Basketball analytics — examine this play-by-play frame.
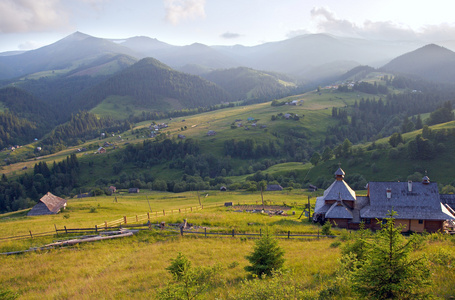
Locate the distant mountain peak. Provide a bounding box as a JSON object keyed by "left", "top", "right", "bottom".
{"left": 62, "top": 31, "right": 92, "bottom": 42}
{"left": 381, "top": 43, "right": 455, "bottom": 83}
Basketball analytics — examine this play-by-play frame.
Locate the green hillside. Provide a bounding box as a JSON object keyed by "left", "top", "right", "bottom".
{"left": 74, "top": 57, "right": 232, "bottom": 112}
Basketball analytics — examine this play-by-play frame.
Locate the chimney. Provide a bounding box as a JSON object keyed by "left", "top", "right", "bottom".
{"left": 386, "top": 188, "right": 392, "bottom": 199}
{"left": 408, "top": 181, "right": 412, "bottom": 192}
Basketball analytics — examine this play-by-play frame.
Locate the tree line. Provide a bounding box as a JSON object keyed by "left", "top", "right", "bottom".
{"left": 0, "top": 154, "right": 79, "bottom": 213}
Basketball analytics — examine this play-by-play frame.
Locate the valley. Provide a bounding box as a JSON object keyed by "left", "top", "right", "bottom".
{"left": 1, "top": 30, "right": 455, "bottom": 299}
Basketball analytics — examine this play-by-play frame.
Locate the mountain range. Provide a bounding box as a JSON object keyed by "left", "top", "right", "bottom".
{"left": 0, "top": 31, "right": 441, "bottom": 83}
{"left": 1, "top": 31, "right": 455, "bottom": 138}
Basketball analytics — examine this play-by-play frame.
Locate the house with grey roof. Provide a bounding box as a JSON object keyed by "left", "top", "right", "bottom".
{"left": 313, "top": 168, "right": 455, "bottom": 232}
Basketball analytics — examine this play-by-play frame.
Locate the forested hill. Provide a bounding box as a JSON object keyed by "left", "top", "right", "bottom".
{"left": 0, "top": 87, "right": 59, "bottom": 148}
{"left": 201, "top": 67, "right": 297, "bottom": 101}
{"left": 381, "top": 44, "right": 455, "bottom": 83}
{"left": 72, "top": 57, "right": 232, "bottom": 111}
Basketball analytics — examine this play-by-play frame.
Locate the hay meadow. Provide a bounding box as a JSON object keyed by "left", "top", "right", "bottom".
{"left": 0, "top": 190, "right": 454, "bottom": 299}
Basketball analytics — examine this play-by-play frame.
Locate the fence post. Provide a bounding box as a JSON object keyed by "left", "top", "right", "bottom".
{"left": 232, "top": 229, "right": 235, "bottom": 237}
{"left": 95, "top": 225, "right": 98, "bottom": 233}
{"left": 260, "top": 229, "right": 262, "bottom": 237}
{"left": 288, "top": 231, "right": 290, "bottom": 239}
{"left": 136, "top": 215, "right": 138, "bottom": 222}
{"left": 179, "top": 208, "right": 181, "bottom": 214}
{"left": 54, "top": 224, "right": 58, "bottom": 236}
{"left": 105, "top": 221, "right": 108, "bottom": 228}
{"left": 124, "top": 216, "right": 127, "bottom": 224}
{"left": 163, "top": 209, "right": 165, "bottom": 216}
{"left": 64, "top": 226, "right": 68, "bottom": 234}
{"left": 180, "top": 227, "right": 183, "bottom": 236}
{"left": 29, "top": 231, "right": 33, "bottom": 238}
{"left": 205, "top": 227, "right": 207, "bottom": 238}
{"left": 317, "top": 229, "right": 319, "bottom": 239}
{"left": 148, "top": 212, "right": 150, "bottom": 220}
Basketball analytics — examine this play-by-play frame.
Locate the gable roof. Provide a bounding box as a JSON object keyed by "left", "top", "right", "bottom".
{"left": 321, "top": 180, "right": 356, "bottom": 201}
{"left": 361, "top": 181, "right": 454, "bottom": 220}
{"left": 28, "top": 192, "right": 67, "bottom": 216}
{"left": 266, "top": 184, "right": 283, "bottom": 191}
{"left": 325, "top": 201, "right": 354, "bottom": 219}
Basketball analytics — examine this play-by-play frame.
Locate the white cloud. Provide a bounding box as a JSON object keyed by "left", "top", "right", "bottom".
{"left": 307, "top": 6, "right": 455, "bottom": 42}
{"left": 0, "top": 0, "right": 70, "bottom": 33}
{"left": 220, "top": 32, "right": 241, "bottom": 39}
{"left": 18, "top": 40, "right": 42, "bottom": 50}
{"left": 164, "top": 0, "right": 206, "bottom": 25}
{"left": 418, "top": 23, "right": 455, "bottom": 42}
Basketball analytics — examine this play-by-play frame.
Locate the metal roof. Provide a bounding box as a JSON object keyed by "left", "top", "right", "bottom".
{"left": 361, "top": 181, "right": 455, "bottom": 220}
{"left": 325, "top": 201, "right": 353, "bottom": 219}
{"left": 321, "top": 179, "right": 356, "bottom": 201}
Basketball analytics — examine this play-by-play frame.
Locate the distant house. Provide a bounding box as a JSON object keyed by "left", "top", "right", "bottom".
{"left": 207, "top": 130, "right": 216, "bottom": 136}
{"left": 77, "top": 193, "right": 92, "bottom": 198}
{"left": 313, "top": 168, "right": 455, "bottom": 232}
{"left": 308, "top": 184, "right": 318, "bottom": 192}
{"left": 129, "top": 188, "right": 140, "bottom": 193}
{"left": 97, "top": 147, "right": 106, "bottom": 154}
{"left": 109, "top": 186, "right": 117, "bottom": 194}
{"left": 266, "top": 184, "right": 283, "bottom": 191}
{"left": 28, "top": 192, "right": 67, "bottom": 216}
{"left": 220, "top": 186, "right": 227, "bottom": 191}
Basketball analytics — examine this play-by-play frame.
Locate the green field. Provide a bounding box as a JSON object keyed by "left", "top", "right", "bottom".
{"left": 0, "top": 191, "right": 453, "bottom": 299}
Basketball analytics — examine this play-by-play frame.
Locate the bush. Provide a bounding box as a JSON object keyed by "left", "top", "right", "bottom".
{"left": 321, "top": 222, "right": 333, "bottom": 236}
{"left": 245, "top": 233, "right": 285, "bottom": 276}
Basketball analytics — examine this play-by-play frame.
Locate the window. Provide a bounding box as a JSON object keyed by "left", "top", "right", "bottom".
{"left": 363, "top": 218, "right": 371, "bottom": 224}
{"left": 418, "top": 219, "right": 423, "bottom": 224}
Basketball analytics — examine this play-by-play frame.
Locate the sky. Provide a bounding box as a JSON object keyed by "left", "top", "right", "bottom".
{"left": 1, "top": 0, "right": 455, "bottom": 52}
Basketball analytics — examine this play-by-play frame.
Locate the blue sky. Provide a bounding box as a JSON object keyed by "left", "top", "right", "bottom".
{"left": 1, "top": 0, "right": 455, "bottom": 52}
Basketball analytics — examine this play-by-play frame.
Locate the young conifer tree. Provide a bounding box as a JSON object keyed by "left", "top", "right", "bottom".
{"left": 245, "top": 232, "right": 285, "bottom": 277}
{"left": 350, "top": 211, "right": 432, "bottom": 299}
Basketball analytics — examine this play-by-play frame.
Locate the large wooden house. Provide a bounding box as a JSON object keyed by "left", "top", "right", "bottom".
{"left": 313, "top": 168, "right": 455, "bottom": 232}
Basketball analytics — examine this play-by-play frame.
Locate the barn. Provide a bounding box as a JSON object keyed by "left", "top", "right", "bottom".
{"left": 27, "top": 192, "right": 67, "bottom": 216}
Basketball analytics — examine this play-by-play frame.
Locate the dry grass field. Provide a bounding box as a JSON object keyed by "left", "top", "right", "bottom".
{"left": 0, "top": 190, "right": 454, "bottom": 299}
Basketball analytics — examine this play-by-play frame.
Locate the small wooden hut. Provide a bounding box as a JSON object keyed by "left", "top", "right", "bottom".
{"left": 28, "top": 192, "right": 67, "bottom": 216}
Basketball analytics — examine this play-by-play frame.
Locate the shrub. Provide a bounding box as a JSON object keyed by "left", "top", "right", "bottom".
{"left": 321, "top": 222, "right": 333, "bottom": 236}
{"left": 245, "top": 233, "right": 285, "bottom": 276}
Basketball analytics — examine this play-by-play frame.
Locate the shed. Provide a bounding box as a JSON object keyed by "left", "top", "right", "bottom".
{"left": 308, "top": 184, "right": 318, "bottom": 192}
{"left": 220, "top": 186, "right": 227, "bottom": 191}
{"left": 266, "top": 184, "right": 283, "bottom": 191}
{"left": 97, "top": 147, "right": 106, "bottom": 154}
{"left": 28, "top": 192, "right": 67, "bottom": 216}
{"left": 109, "top": 186, "right": 116, "bottom": 194}
{"left": 129, "top": 188, "right": 140, "bottom": 193}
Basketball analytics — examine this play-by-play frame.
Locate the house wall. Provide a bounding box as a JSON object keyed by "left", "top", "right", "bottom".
{"left": 396, "top": 219, "right": 412, "bottom": 232}
{"left": 409, "top": 219, "right": 425, "bottom": 232}
{"left": 424, "top": 220, "right": 443, "bottom": 233}
{"left": 328, "top": 218, "right": 349, "bottom": 228}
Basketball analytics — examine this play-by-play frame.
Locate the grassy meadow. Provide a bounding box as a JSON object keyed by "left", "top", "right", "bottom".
{"left": 0, "top": 190, "right": 454, "bottom": 299}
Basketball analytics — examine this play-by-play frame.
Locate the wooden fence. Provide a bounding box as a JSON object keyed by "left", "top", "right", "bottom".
{"left": 180, "top": 228, "right": 335, "bottom": 240}
{"left": 97, "top": 205, "right": 204, "bottom": 228}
